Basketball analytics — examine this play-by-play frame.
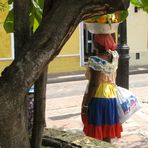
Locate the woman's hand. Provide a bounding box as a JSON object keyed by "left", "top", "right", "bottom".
{"left": 81, "top": 93, "right": 88, "bottom": 114}
{"left": 81, "top": 105, "right": 88, "bottom": 115}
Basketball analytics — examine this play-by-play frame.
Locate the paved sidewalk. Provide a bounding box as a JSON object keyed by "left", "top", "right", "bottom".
{"left": 45, "top": 74, "right": 148, "bottom": 148}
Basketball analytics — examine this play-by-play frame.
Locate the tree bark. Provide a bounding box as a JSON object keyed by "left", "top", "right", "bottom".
{"left": 0, "top": 0, "right": 129, "bottom": 147}
{"left": 0, "top": 81, "right": 30, "bottom": 147}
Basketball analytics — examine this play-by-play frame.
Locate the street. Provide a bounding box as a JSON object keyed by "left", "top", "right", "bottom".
{"left": 45, "top": 73, "right": 148, "bottom": 148}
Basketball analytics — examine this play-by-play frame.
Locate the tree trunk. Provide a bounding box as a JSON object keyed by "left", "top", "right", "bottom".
{"left": 0, "top": 0, "right": 129, "bottom": 147}
{"left": 30, "top": 1, "right": 52, "bottom": 147}
{"left": 31, "top": 67, "right": 48, "bottom": 148}
{"left": 0, "top": 87, "right": 30, "bottom": 148}
{"left": 1, "top": 0, "right": 32, "bottom": 147}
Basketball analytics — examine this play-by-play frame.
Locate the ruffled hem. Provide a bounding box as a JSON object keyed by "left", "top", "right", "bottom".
{"left": 82, "top": 115, "right": 123, "bottom": 140}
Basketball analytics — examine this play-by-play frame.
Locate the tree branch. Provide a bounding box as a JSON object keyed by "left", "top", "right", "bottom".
{"left": 31, "top": 1, "right": 53, "bottom": 147}
{"left": 14, "top": 0, "right": 31, "bottom": 59}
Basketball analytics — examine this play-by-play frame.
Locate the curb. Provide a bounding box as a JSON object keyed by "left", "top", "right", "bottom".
{"left": 47, "top": 74, "right": 86, "bottom": 84}
{"left": 47, "top": 69, "right": 148, "bottom": 84}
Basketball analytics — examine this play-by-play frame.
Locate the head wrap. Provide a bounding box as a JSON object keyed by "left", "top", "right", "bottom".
{"left": 94, "top": 34, "right": 117, "bottom": 51}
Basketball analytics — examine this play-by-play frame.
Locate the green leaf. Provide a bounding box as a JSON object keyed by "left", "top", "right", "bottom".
{"left": 29, "top": 6, "right": 40, "bottom": 32}
{"left": 3, "top": 9, "right": 14, "bottom": 33}
{"left": 33, "top": 17, "right": 39, "bottom": 32}
{"left": 141, "top": 0, "right": 148, "bottom": 6}
{"left": 141, "top": 0, "right": 148, "bottom": 12}
{"left": 130, "top": 0, "right": 143, "bottom": 7}
{"left": 143, "top": 6, "right": 148, "bottom": 12}
{"left": 29, "top": 9, "right": 35, "bottom": 29}
{"left": 131, "top": 0, "right": 148, "bottom": 12}
{"left": 34, "top": 6, "right": 42, "bottom": 24}
{"left": 91, "top": 15, "right": 101, "bottom": 20}
{"left": 31, "top": 0, "right": 43, "bottom": 25}
{"left": 31, "top": 0, "right": 43, "bottom": 14}
{"left": 120, "top": 10, "right": 128, "bottom": 22}
{"left": 8, "top": 0, "right": 13, "bottom": 5}
{"left": 37, "top": 0, "right": 44, "bottom": 9}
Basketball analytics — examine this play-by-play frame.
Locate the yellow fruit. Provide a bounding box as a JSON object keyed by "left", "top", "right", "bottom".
{"left": 115, "top": 11, "right": 120, "bottom": 22}
{"left": 85, "top": 18, "right": 95, "bottom": 23}
{"left": 114, "top": 19, "right": 118, "bottom": 23}
{"left": 84, "top": 18, "right": 92, "bottom": 23}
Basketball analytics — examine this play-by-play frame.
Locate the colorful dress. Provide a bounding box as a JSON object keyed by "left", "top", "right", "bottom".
{"left": 82, "top": 50, "right": 123, "bottom": 140}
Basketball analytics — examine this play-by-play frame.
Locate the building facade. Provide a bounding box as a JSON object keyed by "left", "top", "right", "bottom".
{"left": 0, "top": 5, "right": 148, "bottom": 75}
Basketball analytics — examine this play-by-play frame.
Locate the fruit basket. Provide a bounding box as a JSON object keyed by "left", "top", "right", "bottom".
{"left": 84, "top": 11, "right": 128, "bottom": 34}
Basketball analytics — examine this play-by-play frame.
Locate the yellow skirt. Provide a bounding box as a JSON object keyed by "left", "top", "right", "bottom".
{"left": 94, "top": 82, "right": 116, "bottom": 99}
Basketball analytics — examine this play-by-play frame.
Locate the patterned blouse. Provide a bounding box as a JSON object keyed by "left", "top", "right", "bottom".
{"left": 88, "top": 50, "right": 119, "bottom": 84}
{"left": 88, "top": 50, "right": 119, "bottom": 73}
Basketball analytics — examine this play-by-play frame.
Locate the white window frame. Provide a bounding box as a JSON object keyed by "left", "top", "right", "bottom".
{"left": 79, "top": 22, "right": 95, "bottom": 67}
{"left": 79, "top": 22, "right": 85, "bottom": 67}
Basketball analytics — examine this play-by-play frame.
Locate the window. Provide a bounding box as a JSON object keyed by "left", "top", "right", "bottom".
{"left": 80, "top": 22, "right": 96, "bottom": 66}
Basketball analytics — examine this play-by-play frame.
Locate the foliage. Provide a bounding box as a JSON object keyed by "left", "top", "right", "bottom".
{"left": 130, "top": 0, "right": 148, "bottom": 12}
{"left": 3, "top": 9, "right": 13, "bottom": 32}
{"left": 3, "top": 0, "right": 44, "bottom": 33}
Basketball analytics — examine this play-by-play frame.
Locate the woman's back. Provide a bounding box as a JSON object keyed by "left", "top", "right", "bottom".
{"left": 88, "top": 50, "right": 119, "bottom": 85}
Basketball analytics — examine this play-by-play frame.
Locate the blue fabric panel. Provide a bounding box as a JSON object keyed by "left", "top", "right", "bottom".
{"left": 88, "top": 98, "right": 119, "bottom": 126}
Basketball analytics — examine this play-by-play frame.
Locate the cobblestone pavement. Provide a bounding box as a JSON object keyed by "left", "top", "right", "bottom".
{"left": 45, "top": 74, "right": 148, "bottom": 148}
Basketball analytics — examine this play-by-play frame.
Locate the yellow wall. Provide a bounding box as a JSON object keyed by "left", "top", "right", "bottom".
{"left": 48, "top": 56, "right": 85, "bottom": 74}
{"left": 0, "top": 2, "right": 12, "bottom": 58}
{"left": 0, "top": 26, "right": 12, "bottom": 58}
{"left": 59, "top": 27, "right": 80, "bottom": 55}
{"left": 0, "top": 1, "right": 13, "bottom": 75}
{"left": 48, "top": 26, "right": 84, "bottom": 74}
{"left": 0, "top": 61, "right": 12, "bottom": 73}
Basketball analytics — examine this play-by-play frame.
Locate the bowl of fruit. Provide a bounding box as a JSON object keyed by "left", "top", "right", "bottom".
{"left": 84, "top": 11, "right": 128, "bottom": 34}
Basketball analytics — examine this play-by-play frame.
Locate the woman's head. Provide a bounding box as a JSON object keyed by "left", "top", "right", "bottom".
{"left": 93, "top": 34, "right": 117, "bottom": 51}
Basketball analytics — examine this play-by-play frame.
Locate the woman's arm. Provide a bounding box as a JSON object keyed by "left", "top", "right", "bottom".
{"left": 85, "top": 67, "right": 90, "bottom": 80}
{"left": 82, "top": 68, "right": 100, "bottom": 114}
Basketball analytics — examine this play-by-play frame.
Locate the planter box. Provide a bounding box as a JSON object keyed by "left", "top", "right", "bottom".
{"left": 42, "top": 128, "right": 116, "bottom": 147}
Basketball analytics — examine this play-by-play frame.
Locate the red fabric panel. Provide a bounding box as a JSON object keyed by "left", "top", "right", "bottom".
{"left": 81, "top": 114, "right": 123, "bottom": 140}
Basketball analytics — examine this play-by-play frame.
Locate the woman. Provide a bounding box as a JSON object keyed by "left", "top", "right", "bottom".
{"left": 81, "top": 34, "right": 122, "bottom": 143}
